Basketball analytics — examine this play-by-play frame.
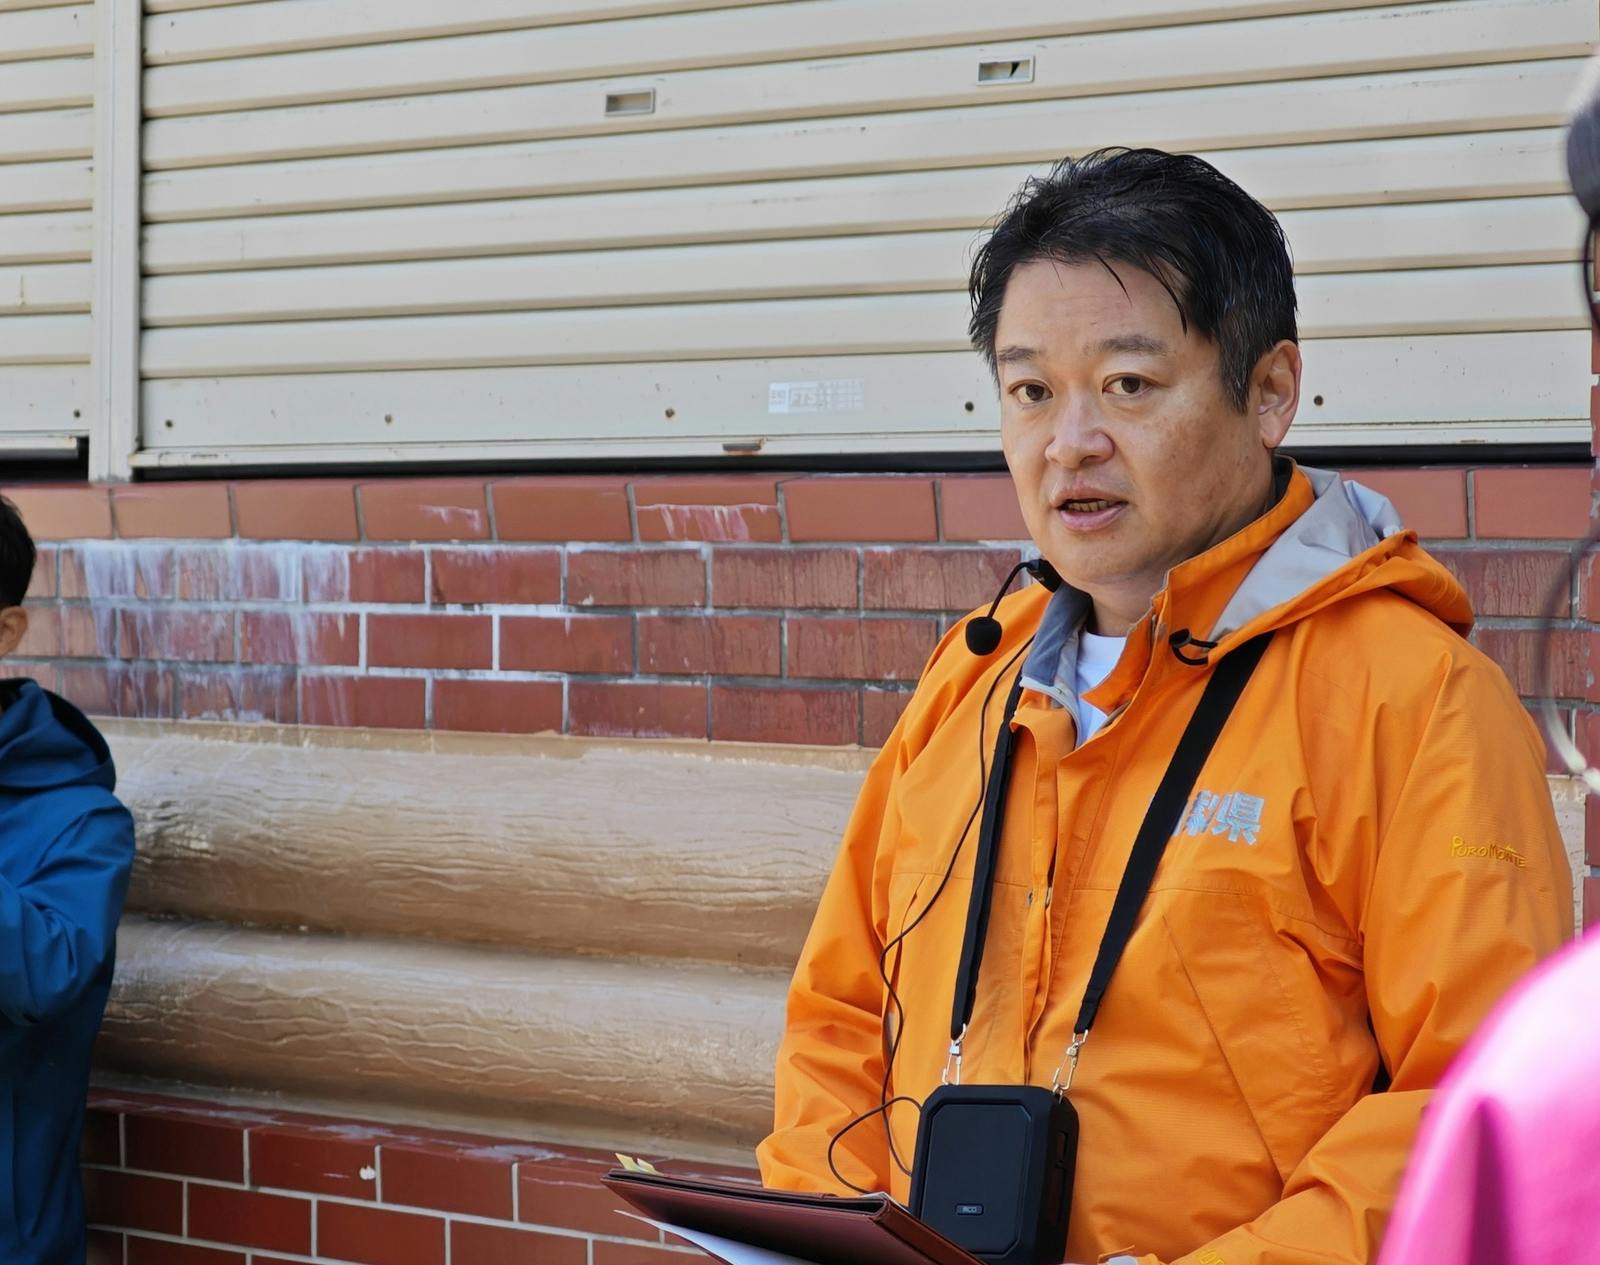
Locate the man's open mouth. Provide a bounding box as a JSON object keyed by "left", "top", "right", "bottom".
{"left": 1060, "top": 498, "right": 1123, "bottom": 513}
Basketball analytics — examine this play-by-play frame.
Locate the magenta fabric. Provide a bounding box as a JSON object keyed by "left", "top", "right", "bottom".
{"left": 1380, "top": 929, "right": 1600, "bottom": 1265}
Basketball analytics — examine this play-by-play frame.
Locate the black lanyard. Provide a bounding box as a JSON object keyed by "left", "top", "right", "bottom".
{"left": 948, "top": 632, "right": 1274, "bottom": 1055}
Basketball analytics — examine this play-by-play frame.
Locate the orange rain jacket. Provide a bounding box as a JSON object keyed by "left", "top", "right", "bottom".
{"left": 757, "top": 463, "right": 1571, "bottom": 1265}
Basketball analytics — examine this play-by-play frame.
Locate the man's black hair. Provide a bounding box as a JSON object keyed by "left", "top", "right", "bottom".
{"left": 0, "top": 496, "right": 36, "bottom": 609}
{"left": 968, "top": 147, "right": 1298, "bottom": 411}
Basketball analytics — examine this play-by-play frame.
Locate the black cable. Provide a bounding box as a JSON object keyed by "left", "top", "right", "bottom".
{"left": 825, "top": 636, "right": 1035, "bottom": 1194}
{"left": 1584, "top": 217, "right": 1600, "bottom": 334}
{"left": 825, "top": 1094, "right": 924, "bottom": 1195}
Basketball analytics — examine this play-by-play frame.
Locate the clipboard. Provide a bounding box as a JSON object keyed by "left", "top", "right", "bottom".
{"left": 602, "top": 1169, "right": 984, "bottom": 1265}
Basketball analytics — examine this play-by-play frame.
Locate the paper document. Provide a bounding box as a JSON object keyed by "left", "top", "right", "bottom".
{"left": 622, "top": 1213, "right": 824, "bottom": 1265}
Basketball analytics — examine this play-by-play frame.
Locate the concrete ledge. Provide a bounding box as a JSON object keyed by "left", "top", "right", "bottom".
{"left": 101, "top": 915, "right": 786, "bottom": 1151}
{"left": 110, "top": 720, "right": 867, "bottom": 969}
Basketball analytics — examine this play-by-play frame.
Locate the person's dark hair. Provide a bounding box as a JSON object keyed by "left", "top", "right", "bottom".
{"left": 968, "top": 147, "right": 1298, "bottom": 411}
{"left": 0, "top": 496, "right": 36, "bottom": 609}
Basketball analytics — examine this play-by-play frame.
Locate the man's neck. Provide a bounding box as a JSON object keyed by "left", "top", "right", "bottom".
{"left": 1086, "top": 601, "right": 1144, "bottom": 637}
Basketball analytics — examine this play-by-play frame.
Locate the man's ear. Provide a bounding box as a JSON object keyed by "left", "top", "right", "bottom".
{"left": 1251, "top": 339, "right": 1301, "bottom": 449}
{"left": 0, "top": 606, "right": 29, "bottom": 659}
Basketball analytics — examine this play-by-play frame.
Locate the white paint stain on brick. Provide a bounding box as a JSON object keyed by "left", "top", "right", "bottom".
{"left": 300, "top": 545, "right": 351, "bottom": 604}
{"left": 417, "top": 504, "right": 485, "bottom": 532}
{"left": 649, "top": 504, "right": 765, "bottom": 542}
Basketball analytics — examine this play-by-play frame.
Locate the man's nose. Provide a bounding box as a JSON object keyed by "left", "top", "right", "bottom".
{"left": 1042, "top": 396, "right": 1113, "bottom": 468}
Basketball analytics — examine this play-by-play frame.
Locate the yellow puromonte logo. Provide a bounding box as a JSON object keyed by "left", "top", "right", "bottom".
{"left": 1450, "top": 835, "right": 1527, "bottom": 868}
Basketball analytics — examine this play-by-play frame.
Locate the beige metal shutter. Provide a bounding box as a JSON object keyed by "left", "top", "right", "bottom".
{"left": 136, "top": 0, "right": 1597, "bottom": 468}
{"left": 0, "top": 0, "right": 94, "bottom": 459}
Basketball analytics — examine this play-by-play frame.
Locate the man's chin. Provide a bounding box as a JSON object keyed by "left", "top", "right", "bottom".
{"left": 1039, "top": 548, "right": 1159, "bottom": 605}
{"left": 1040, "top": 545, "right": 1129, "bottom": 591}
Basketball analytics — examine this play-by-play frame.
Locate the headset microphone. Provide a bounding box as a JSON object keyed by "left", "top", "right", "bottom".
{"left": 965, "top": 558, "right": 1064, "bottom": 656}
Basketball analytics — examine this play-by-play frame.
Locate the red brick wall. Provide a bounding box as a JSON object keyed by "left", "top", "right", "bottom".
{"left": 1, "top": 466, "right": 1589, "bottom": 752}
{"left": 8, "top": 466, "right": 1590, "bottom": 1259}
{"left": 82, "top": 1088, "right": 746, "bottom": 1265}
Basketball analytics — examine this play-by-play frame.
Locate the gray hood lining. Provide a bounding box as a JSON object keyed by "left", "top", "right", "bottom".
{"left": 1209, "top": 465, "right": 1403, "bottom": 643}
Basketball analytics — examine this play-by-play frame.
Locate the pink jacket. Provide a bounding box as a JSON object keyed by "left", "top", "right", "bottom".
{"left": 1380, "top": 928, "right": 1600, "bottom": 1264}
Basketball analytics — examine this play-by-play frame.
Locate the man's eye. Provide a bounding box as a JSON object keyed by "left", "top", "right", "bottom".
{"left": 1108, "top": 376, "right": 1145, "bottom": 396}
{"left": 1011, "top": 383, "right": 1050, "bottom": 404}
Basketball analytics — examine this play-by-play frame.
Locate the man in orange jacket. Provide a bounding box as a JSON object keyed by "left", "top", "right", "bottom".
{"left": 756, "top": 148, "right": 1571, "bottom": 1265}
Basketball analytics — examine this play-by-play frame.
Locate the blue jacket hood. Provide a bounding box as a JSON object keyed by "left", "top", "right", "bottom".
{"left": 0, "top": 679, "right": 117, "bottom": 795}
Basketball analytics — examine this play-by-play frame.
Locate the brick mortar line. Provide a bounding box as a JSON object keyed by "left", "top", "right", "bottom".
{"left": 12, "top": 670, "right": 1562, "bottom": 708}
{"left": 624, "top": 482, "right": 640, "bottom": 545}
{"left": 481, "top": 486, "right": 500, "bottom": 552}
{"left": 22, "top": 608, "right": 965, "bottom": 639}
{"left": 1473, "top": 615, "right": 1592, "bottom": 630}
{"left": 45, "top": 531, "right": 1595, "bottom": 550}
{"left": 500, "top": 671, "right": 917, "bottom": 691}
{"left": 31, "top": 600, "right": 980, "bottom": 619}
{"left": 1427, "top": 538, "right": 1594, "bottom": 550}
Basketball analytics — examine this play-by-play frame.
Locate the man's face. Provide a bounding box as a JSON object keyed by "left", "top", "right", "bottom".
{"left": 994, "top": 257, "right": 1295, "bottom": 631}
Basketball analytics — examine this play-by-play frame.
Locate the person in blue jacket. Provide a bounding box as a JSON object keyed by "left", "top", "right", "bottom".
{"left": 0, "top": 496, "right": 135, "bottom": 1265}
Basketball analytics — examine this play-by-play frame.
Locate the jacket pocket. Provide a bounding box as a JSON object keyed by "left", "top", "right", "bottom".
{"left": 1160, "top": 892, "right": 1342, "bottom": 1184}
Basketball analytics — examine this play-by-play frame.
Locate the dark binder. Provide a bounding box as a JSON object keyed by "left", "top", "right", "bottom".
{"left": 602, "top": 1169, "right": 984, "bottom": 1265}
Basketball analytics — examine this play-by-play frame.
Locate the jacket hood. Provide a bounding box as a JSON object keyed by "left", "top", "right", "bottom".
{"left": 1205, "top": 463, "right": 1471, "bottom": 644}
{"left": 1021, "top": 459, "right": 1472, "bottom": 720}
{"left": 0, "top": 679, "right": 118, "bottom": 794}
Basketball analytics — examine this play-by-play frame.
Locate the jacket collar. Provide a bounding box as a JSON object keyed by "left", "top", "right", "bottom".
{"left": 1019, "top": 458, "right": 1404, "bottom": 724}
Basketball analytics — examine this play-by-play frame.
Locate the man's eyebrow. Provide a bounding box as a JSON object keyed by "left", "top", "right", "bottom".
{"left": 1093, "top": 333, "right": 1168, "bottom": 356}
{"left": 994, "top": 345, "right": 1037, "bottom": 367}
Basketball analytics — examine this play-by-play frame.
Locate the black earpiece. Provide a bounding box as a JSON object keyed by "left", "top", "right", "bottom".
{"left": 965, "top": 558, "right": 1063, "bottom": 656}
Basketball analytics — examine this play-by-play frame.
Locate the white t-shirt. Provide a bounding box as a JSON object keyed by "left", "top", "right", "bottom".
{"left": 1074, "top": 630, "right": 1126, "bottom": 742}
